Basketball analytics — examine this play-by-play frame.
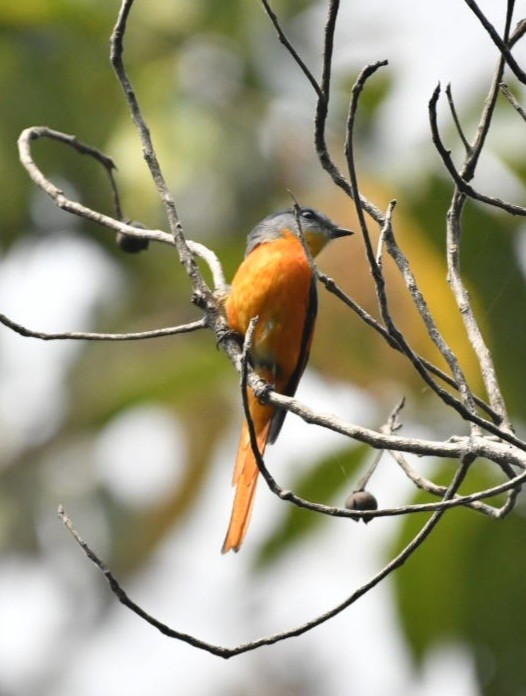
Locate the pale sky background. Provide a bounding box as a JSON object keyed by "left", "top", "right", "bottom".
{"left": 1, "top": 1, "right": 526, "bottom": 695}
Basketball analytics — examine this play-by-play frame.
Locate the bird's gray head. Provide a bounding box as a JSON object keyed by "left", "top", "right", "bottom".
{"left": 245, "top": 207, "right": 352, "bottom": 257}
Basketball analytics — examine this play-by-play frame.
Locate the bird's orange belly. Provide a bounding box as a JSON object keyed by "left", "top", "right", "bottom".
{"left": 226, "top": 236, "right": 314, "bottom": 384}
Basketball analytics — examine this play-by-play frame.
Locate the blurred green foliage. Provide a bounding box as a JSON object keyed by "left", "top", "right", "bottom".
{"left": 394, "top": 463, "right": 526, "bottom": 696}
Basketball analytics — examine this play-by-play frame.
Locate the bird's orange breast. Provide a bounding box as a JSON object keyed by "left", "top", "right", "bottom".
{"left": 226, "top": 231, "right": 314, "bottom": 388}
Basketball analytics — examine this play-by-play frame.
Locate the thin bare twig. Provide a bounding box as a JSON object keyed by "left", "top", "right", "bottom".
{"left": 0, "top": 313, "right": 206, "bottom": 342}
{"left": 343, "top": 77, "right": 462, "bottom": 420}
{"left": 461, "top": 0, "right": 514, "bottom": 182}
{"left": 390, "top": 449, "right": 506, "bottom": 518}
{"left": 344, "top": 61, "right": 388, "bottom": 272}
{"left": 319, "top": 0, "right": 339, "bottom": 101}
{"left": 289, "top": 195, "right": 319, "bottom": 280}
{"left": 343, "top": 76, "right": 494, "bottom": 429}
{"left": 187, "top": 241, "right": 227, "bottom": 291}
{"left": 443, "top": 38, "right": 513, "bottom": 429}
{"left": 110, "top": 0, "right": 209, "bottom": 303}
{"left": 382, "top": 206, "right": 480, "bottom": 424}
{"left": 259, "top": 0, "right": 322, "bottom": 99}
{"left": 261, "top": 0, "right": 386, "bottom": 228}
{"left": 500, "top": 82, "right": 526, "bottom": 123}
{"left": 445, "top": 83, "right": 473, "bottom": 156}
{"left": 352, "top": 397, "right": 405, "bottom": 493}
{"left": 314, "top": 2, "right": 386, "bottom": 226}
{"left": 510, "top": 18, "right": 526, "bottom": 47}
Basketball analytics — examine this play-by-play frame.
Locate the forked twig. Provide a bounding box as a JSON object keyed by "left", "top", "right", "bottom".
{"left": 462, "top": 0, "right": 526, "bottom": 85}
{"left": 428, "top": 87, "right": 526, "bottom": 216}
{"left": 390, "top": 449, "right": 511, "bottom": 519}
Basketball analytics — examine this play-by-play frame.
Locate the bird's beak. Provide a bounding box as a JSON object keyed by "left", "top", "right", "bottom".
{"left": 331, "top": 227, "right": 353, "bottom": 239}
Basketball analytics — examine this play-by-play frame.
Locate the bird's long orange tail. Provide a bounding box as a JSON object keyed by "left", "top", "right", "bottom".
{"left": 222, "top": 394, "right": 273, "bottom": 553}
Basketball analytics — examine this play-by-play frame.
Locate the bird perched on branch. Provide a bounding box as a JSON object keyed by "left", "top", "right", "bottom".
{"left": 222, "top": 207, "right": 352, "bottom": 553}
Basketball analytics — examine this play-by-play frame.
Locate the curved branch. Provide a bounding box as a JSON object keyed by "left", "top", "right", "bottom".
{"left": 17, "top": 127, "right": 174, "bottom": 246}
{"left": 58, "top": 458, "right": 470, "bottom": 657}
{"left": 16, "top": 126, "right": 228, "bottom": 294}
{"left": 315, "top": 3, "right": 386, "bottom": 226}
{"left": 344, "top": 61, "right": 388, "bottom": 270}
{"left": 187, "top": 241, "right": 227, "bottom": 291}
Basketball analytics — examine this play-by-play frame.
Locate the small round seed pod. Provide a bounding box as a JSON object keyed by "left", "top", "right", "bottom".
{"left": 344, "top": 489, "right": 378, "bottom": 523}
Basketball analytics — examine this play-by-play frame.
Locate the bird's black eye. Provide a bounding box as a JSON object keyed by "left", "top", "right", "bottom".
{"left": 301, "top": 209, "right": 316, "bottom": 221}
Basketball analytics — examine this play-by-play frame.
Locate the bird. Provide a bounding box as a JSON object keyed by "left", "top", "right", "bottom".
{"left": 222, "top": 206, "right": 352, "bottom": 553}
